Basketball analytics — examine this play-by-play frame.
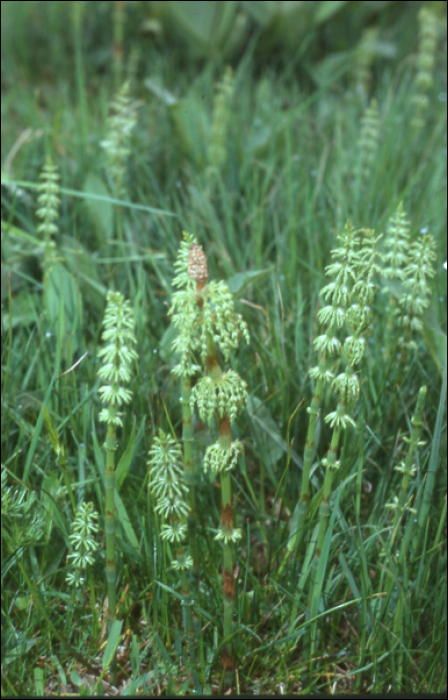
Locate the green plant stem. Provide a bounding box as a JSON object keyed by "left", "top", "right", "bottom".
{"left": 104, "top": 422, "right": 117, "bottom": 626}
{"left": 315, "top": 423, "right": 341, "bottom": 558}
{"left": 181, "top": 377, "right": 199, "bottom": 575}
{"left": 207, "top": 344, "right": 237, "bottom": 686}
{"left": 104, "top": 422, "right": 118, "bottom": 682}
{"left": 308, "top": 409, "right": 342, "bottom": 658}
{"left": 220, "top": 420, "right": 235, "bottom": 683}
{"left": 180, "top": 568, "right": 195, "bottom": 659}
{"left": 181, "top": 376, "right": 201, "bottom": 676}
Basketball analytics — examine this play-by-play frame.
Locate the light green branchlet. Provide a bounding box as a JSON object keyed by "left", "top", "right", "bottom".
{"left": 66, "top": 502, "right": 100, "bottom": 588}
{"left": 148, "top": 430, "right": 192, "bottom": 572}
{"left": 169, "top": 233, "right": 249, "bottom": 683}
{"left": 411, "top": 7, "right": 438, "bottom": 129}
{"left": 97, "top": 290, "right": 137, "bottom": 676}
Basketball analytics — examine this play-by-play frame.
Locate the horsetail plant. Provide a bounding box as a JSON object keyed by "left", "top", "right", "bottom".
{"left": 97, "top": 290, "right": 137, "bottom": 679}
{"left": 193, "top": 345, "right": 247, "bottom": 686}
{"left": 65, "top": 501, "right": 100, "bottom": 660}
{"left": 383, "top": 201, "right": 411, "bottom": 282}
{"left": 382, "top": 219, "right": 436, "bottom": 376}
{"left": 397, "top": 232, "right": 436, "bottom": 354}
{"left": 281, "top": 221, "right": 362, "bottom": 574}
{"left": 307, "top": 227, "right": 381, "bottom": 653}
{"left": 100, "top": 80, "right": 138, "bottom": 248}
{"left": 356, "top": 98, "right": 380, "bottom": 183}
{"left": 36, "top": 156, "right": 60, "bottom": 280}
{"left": 411, "top": 7, "right": 439, "bottom": 129}
{"left": 147, "top": 430, "right": 195, "bottom": 656}
{"left": 169, "top": 234, "right": 249, "bottom": 685}
{"left": 148, "top": 430, "right": 191, "bottom": 572}
{"left": 315, "top": 229, "right": 381, "bottom": 553}
{"left": 382, "top": 202, "right": 436, "bottom": 373}
{"left": 66, "top": 502, "right": 100, "bottom": 589}
{"left": 382, "top": 201, "right": 411, "bottom": 360}
{"left": 353, "top": 27, "right": 379, "bottom": 101}
{"left": 100, "top": 81, "right": 138, "bottom": 200}
{"left": 36, "top": 156, "right": 62, "bottom": 326}
{"left": 169, "top": 233, "right": 206, "bottom": 577}
{"left": 206, "top": 65, "right": 235, "bottom": 185}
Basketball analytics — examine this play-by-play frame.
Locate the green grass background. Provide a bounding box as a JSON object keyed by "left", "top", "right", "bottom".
{"left": 1, "top": 1, "right": 447, "bottom": 695}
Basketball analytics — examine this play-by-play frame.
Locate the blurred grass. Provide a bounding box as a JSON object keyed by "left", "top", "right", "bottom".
{"left": 1, "top": 0, "right": 447, "bottom": 696}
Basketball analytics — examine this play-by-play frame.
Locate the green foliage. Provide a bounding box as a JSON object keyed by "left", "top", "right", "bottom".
{"left": 1, "top": 2, "right": 446, "bottom": 695}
